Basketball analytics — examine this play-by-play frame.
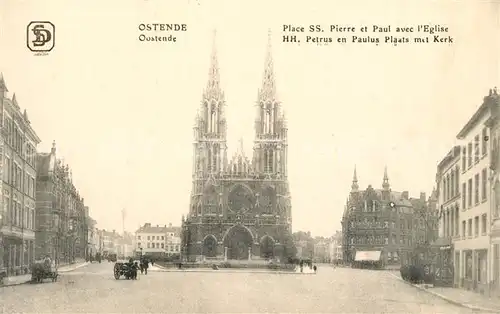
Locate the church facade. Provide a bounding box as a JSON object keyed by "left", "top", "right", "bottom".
{"left": 180, "top": 32, "right": 295, "bottom": 262}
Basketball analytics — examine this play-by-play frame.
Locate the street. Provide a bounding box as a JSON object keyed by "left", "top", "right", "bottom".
{"left": 0, "top": 263, "right": 477, "bottom": 313}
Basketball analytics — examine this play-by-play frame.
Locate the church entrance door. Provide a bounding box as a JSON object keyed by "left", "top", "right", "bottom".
{"left": 224, "top": 225, "right": 253, "bottom": 260}
{"left": 202, "top": 236, "right": 217, "bottom": 258}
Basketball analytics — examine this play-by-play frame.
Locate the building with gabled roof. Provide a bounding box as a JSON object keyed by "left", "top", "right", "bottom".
{"left": 341, "top": 166, "right": 437, "bottom": 268}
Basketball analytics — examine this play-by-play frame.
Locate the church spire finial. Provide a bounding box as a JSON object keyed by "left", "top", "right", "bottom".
{"left": 202, "top": 28, "right": 223, "bottom": 102}
{"left": 258, "top": 29, "right": 277, "bottom": 103}
{"left": 382, "top": 166, "right": 390, "bottom": 190}
{"left": 0, "top": 73, "right": 8, "bottom": 92}
{"left": 351, "top": 165, "right": 359, "bottom": 192}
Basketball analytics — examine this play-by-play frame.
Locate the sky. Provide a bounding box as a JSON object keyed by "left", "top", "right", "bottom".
{"left": 0, "top": 0, "right": 499, "bottom": 236}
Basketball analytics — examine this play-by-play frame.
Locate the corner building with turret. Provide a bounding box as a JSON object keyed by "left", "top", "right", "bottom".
{"left": 181, "top": 32, "right": 296, "bottom": 262}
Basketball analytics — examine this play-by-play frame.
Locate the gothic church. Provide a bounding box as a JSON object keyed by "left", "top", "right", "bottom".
{"left": 181, "top": 31, "right": 295, "bottom": 262}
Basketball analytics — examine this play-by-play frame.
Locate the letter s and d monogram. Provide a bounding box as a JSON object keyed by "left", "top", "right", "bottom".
{"left": 27, "top": 21, "right": 55, "bottom": 52}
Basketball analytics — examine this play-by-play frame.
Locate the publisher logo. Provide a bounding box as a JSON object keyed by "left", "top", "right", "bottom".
{"left": 27, "top": 21, "right": 55, "bottom": 53}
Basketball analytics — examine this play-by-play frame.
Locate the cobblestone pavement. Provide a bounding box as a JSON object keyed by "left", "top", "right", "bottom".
{"left": 0, "top": 263, "right": 479, "bottom": 313}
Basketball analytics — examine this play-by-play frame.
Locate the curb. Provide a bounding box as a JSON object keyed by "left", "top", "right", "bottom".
{"left": 0, "top": 278, "right": 32, "bottom": 287}
{"left": 58, "top": 262, "right": 90, "bottom": 273}
{"left": 150, "top": 266, "right": 315, "bottom": 275}
{"left": 388, "top": 273, "right": 499, "bottom": 313}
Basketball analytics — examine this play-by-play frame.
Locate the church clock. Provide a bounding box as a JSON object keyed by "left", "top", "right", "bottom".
{"left": 228, "top": 185, "right": 254, "bottom": 213}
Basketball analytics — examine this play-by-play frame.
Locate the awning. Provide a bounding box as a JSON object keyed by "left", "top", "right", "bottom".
{"left": 355, "top": 251, "right": 381, "bottom": 262}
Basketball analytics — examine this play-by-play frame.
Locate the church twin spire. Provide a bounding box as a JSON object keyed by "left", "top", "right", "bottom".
{"left": 258, "top": 29, "right": 277, "bottom": 103}
{"left": 194, "top": 29, "right": 287, "bottom": 178}
{"left": 202, "top": 30, "right": 224, "bottom": 103}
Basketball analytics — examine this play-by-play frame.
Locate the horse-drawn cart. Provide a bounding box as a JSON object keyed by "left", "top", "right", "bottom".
{"left": 31, "top": 259, "right": 58, "bottom": 283}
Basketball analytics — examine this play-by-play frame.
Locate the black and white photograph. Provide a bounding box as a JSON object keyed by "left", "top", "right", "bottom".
{"left": 1, "top": 0, "right": 500, "bottom": 312}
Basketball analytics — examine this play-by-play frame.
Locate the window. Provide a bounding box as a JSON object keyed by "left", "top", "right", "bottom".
{"left": 474, "top": 135, "right": 480, "bottom": 163}
{"left": 443, "top": 176, "right": 448, "bottom": 202}
{"left": 147, "top": 236, "right": 150, "bottom": 240}
{"left": 462, "top": 147, "right": 467, "bottom": 171}
{"left": 475, "top": 174, "right": 480, "bottom": 204}
{"left": 462, "top": 220, "right": 466, "bottom": 239}
{"left": 137, "top": 242, "right": 141, "bottom": 247}
{"left": 161, "top": 236, "right": 165, "bottom": 240}
{"left": 468, "top": 142, "right": 473, "bottom": 167}
{"left": 462, "top": 183, "right": 466, "bottom": 209}
{"left": 450, "top": 172, "right": 455, "bottom": 197}
{"left": 456, "top": 167, "right": 460, "bottom": 195}
{"left": 482, "top": 128, "right": 488, "bottom": 156}
{"left": 468, "top": 179, "right": 473, "bottom": 207}
{"left": 147, "top": 243, "right": 150, "bottom": 248}
{"left": 482, "top": 214, "right": 487, "bottom": 235}
{"left": 475, "top": 216, "right": 479, "bottom": 237}
{"left": 161, "top": 243, "right": 164, "bottom": 249}
{"left": 137, "top": 236, "right": 141, "bottom": 240}
{"left": 455, "top": 207, "right": 459, "bottom": 236}
{"left": 482, "top": 168, "right": 488, "bottom": 201}
{"left": 468, "top": 219, "right": 472, "bottom": 237}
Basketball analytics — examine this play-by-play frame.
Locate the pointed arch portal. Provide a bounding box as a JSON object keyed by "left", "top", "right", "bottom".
{"left": 260, "top": 236, "right": 275, "bottom": 259}
{"left": 202, "top": 235, "right": 217, "bottom": 258}
{"left": 223, "top": 225, "right": 253, "bottom": 260}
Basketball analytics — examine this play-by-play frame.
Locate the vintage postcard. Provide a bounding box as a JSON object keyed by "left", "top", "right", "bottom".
{"left": 1, "top": 0, "right": 499, "bottom": 313}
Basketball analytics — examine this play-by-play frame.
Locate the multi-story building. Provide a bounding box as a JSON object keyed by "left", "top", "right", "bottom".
{"left": 455, "top": 89, "right": 494, "bottom": 294}
{"left": 313, "top": 238, "right": 329, "bottom": 263}
{"left": 341, "top": 167, "right": 438, "bottom": 267}
{"left": 181, "top": 32, "right": 295, "bottom": 263}
{"left": 329, "top": 231, "right": 343, "bottom": 263}
{"left": 100, "top": 229, "right": 119, "bottom": 256}
{"left": 0, "top": 74, "right": 41, "bottom": 277}
{"left": 36, "top": 142, "right": 88, "bottom": 264}
{"left": 135, "top": 223, "right": 169, "bottom": 257}
{"left": 483, "top": 87, "right": 500, "bottom": 296}
{"left": 165, "top": 223, "right": 181, "bottom": 257}
{"left": 435, "top": 145, "right": 462, "bottom": 285}
{"left": 86, "top": 217, "right": 97, "bottom": 258}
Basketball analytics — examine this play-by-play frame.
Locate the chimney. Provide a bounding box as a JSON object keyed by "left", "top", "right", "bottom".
{"left": 157, "top": 224, "right": 159, "bottom": 227}
{"left": 169, "top": 223, "right": 172, "bottom": 228}
{"left": 420, "top": 192, "right": 426, "bottom": 201}
{"left": 402, "top": 191, "right": 409, "bottom": 200}
{"left": 113, "top": 229, "right": 116, "bottom": 234}
{"left": 145, "top": 223, "right": 151, "bottom": 227}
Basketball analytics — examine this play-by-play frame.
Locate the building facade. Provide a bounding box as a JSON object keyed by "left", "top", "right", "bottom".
{"left": 181, "top": 32, "right": 295, "bottom": 262}
{"left": 0, "top": 74, "right": 41, "bottom": 277}
{"left": 342, "top": 167, "right": 438, "bottom": 267}
{"left": 329, "top": 231, "right": 343, "bottom": 263}
{"left": 483, "top": 87, "right": 500, "bottom": 296}
{"left": 435, "top": 145, "right": 461, "bottom": 285}
{"left": 455, "top": 89, "right": 494, "bottom": 294}
{"left": 135, "top": 223, "right": 170, "bottom": 257}
{"left": 86, "top": 217, "right": 97, "bottom": 258}
{"left": 36, "top": 142, "right": 88, "bottom": 264}
{"left": 165, "top": 223, "right": 181, "bottom": 256}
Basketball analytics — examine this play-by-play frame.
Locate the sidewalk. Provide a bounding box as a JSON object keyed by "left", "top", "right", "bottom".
{"left": 149, "top": 264, "right": 316, "bottom": 275}
{"left": 1, "top": 261, "right": 90, "bottom": 287}
{"left": 388, "top": 272, "right": 500, "bottom": 312}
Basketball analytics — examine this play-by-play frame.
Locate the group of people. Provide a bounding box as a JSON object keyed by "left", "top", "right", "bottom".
{"left": 125, "top": 257, "right": 152, "bottom": 279}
